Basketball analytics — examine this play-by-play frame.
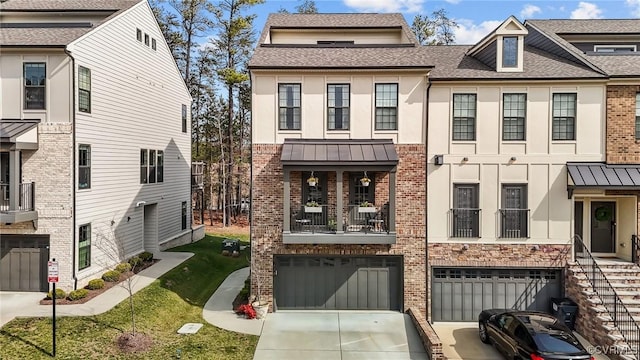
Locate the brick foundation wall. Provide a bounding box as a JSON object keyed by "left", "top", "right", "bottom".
{"left": 407, "top": 308, "right": 447, "bottom": 360}
{"left": 1, "top": 123, "right": 75, "bottom": 290}
{"left": 251, "top": 144, "right": 426, "bottom": 313}
{"left": 427, "top": 242, "right": 571, "bottom": 320}
{"left": 606, "top": 85, "right": 640, "bottom": 164}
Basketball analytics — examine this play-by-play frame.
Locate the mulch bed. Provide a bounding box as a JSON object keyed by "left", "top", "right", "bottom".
{"left": 40, "top": 260, "right": 158, "bottom": 305}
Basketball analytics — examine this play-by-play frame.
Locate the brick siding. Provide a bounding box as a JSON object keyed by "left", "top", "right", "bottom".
{"left": 251, "top": 143, "right": 426, "bottom": 313}
{"left": 1, "top": 124, "right": 75, "bottom": 290}
{"left": 606, "top": 85, "right": 640, "bottom": 164}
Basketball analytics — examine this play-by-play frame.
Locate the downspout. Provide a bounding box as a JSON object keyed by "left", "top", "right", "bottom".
{"left": 424, "top": 75, "right": 432, "bottom": 322}
{"left": 64, "top": 47, "right": 78, "bottom": 290}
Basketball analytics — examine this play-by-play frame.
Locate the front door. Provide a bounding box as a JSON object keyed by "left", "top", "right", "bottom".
{"left": 591, "top": 201, "right": 615, "bottom": 254}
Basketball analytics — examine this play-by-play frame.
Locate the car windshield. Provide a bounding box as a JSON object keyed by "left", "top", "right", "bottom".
{"left": 533, "top": 332, "right": 583, "bottom": 353}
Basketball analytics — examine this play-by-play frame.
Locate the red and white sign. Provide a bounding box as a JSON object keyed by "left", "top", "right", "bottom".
{"left": 47, "top": 261, "right": 59, "bottom": 283}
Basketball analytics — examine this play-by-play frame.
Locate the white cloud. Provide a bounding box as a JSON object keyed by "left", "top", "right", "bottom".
{"left": 445, "top": 0, "right": 461, "bottom": 4}
{"left": 343, "top": 0, "right": 423, "bottom": 13}
{"left": 453, "top": 19, "right": 502, "bottom": 45}
{"left": 627, "top": 0, "right": 640, "bottom": 16}
{"left": 570, "top": 2, "right": 603, "bottom": 19}
{"left": 520, "top": 4, "right": 541, "bottom": 19}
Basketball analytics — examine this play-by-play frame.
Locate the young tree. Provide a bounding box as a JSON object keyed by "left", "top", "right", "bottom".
{"left": 411, "top": 9, "right": 458, "bottom": 45}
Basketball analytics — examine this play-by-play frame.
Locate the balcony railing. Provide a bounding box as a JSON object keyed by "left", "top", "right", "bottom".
{"left": 499, "top": 209, "right": 529, "bottom": 238}
{"left": 0, "top": 182, "right": 35, "bottom": 212}
{"left": 451, "top": 208, "right": 481, "bottom": 238}
{"left": 289, "top": 204, "right": 388, "bottom": 235}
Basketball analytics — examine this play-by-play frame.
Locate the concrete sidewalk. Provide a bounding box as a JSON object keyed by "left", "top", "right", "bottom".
{"left": 202, "top": 267, "right": 264, "bottom": 336}
{"left": 0, "top": 251, "right": 193, "bottom": 327}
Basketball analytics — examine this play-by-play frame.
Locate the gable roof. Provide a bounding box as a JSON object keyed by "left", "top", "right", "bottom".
{"left": 468, "top": 15, "right": 527, "bottom": 56}
{"left": 0, "top": 0, "right": 140, "bottom": 47}
{"left": 258, "top": 13, "right": 418, "bottom": 45}
{"left": 526, "top": 19, "right": 640, "bottom": 77}
{"left": 425, "top": 45, "right": 604, "bottom": 80}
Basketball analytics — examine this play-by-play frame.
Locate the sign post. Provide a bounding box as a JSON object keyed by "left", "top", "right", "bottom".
{"left": 48, "top": 259, "right": 59, "bottom": 357}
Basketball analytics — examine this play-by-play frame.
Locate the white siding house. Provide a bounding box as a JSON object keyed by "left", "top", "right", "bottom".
{"left": 0, "top": 0, "right": 192, "bottom": 292}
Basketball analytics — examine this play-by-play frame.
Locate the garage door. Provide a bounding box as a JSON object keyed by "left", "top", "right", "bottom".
{"left": 274, "top": 256, "right": 402, "bottom": 311}
{"left": 431, "top": 268, "right": 562, "bottom": 322}
{"left": 0, "top": 235, "right": 49, "bottom": 292}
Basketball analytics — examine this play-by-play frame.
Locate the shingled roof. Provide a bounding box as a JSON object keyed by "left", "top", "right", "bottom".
{"left": 527, "top": 19, "right": 640, "bottom": 77}
{"left": 249, "top": 46, "right": 434, "bottom": 69}
{"left": 0, "top": 0, "right": 141, "bottom": 47}
{"left": 426, "top": 45, "right": 605, "bottom": 80}
{"left": 0, "top": 0, "right": 139, "bottom": 11}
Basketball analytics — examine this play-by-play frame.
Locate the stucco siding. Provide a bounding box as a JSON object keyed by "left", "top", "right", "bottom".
{"left": 270, "top": 30, "right": 405, "bottom": 45}
{"left": 69, "top": 1, "right": 191, "bottom": 281}
{"left": 252, "top": 72, "right": 426, "bottom": 144}
{"left": 427, "top": 83, "right": 606, "bottom": 244}
{"left": 0, "top": 53, "right": 72, "bottom": 123}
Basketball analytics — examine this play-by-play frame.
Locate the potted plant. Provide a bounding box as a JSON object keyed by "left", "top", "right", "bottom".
{"left": 305, "top": 201, "right": 322, "bottom": 213}
{"left": 307, "top": 173, "right": 318, "bottom": 187}
{"left": 249, "top": 256, "right": 269, "bottom": 320}
{"left": 358, "top": 201, "right": 376, "bottom": 213}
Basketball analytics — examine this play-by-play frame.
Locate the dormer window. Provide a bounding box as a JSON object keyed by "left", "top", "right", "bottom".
{"left": 502, "top": 37, "right": 518, "bottom": 67}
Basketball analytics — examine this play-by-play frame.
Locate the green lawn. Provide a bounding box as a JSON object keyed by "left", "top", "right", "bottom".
{"left": 0, "top": 235, "right": 258, "bottom": 360}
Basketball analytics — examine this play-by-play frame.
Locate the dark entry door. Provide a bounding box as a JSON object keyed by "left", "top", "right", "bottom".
{"left": 591, "top": 201, "right": 615, "bottom": 253}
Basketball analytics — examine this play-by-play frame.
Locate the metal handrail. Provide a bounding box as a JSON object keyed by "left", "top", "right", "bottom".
{"left": 450, "top": 208, "right": 481, "bottom": 238}
{"left": 573, "top": 234, "right": 640, "bottom": 358}
{"left": 633, "top": 235, "right": 639, "bottom": 265}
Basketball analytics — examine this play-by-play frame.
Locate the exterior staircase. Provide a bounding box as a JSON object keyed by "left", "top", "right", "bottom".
{"left": 567, "top": 258, "right": 640, "bottom": 360}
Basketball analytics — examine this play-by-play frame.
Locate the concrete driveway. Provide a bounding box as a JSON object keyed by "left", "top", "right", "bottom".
{"left": 432, "top": 322, "right": 610, "bottom": 360}
{"left": 432, "top": 322, "right": 502, "bottom": 360}
{"left": 253, "top": 311, "right": 427, "bottom": 360}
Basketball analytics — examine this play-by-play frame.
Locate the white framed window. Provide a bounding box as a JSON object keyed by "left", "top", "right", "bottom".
{"left": 452, "top": 94, "right": 477, "bottom": 141}
{"left": 502, "top": 36, "right": 518, "bottom": 67}
{"left": 24, "top": 62, "right": 46, "bottom": 109}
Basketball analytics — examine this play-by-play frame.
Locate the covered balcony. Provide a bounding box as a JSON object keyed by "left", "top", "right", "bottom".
{"left": 1, "top": 119, "right": 40, "bottom": 225}
{"left": 281, "top": 139, "right": 397, "bottom": 245}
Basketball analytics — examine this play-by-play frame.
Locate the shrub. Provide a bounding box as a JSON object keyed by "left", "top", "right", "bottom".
{"left": 46, "top": 288, "right": 66, "bottom": 300}
{"left": 115, "top": 262, "right": 132, "bottom": 273}
{"left": 68, "top": 288, "right": 89, "bottom": 301}
{"left": 139, "top": 251, "right": 154, "bottom": 262}
{"left": 86, "top": 278, "right": 105, "bottom": 290}
{"left": 128, "top": 256, "right": 142, "bottom": 268}
{"left": 102, "top": 270, "right": 121, "bottom": 282}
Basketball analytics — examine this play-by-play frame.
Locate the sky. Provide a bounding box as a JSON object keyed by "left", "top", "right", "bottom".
{"left": 248, "top": 0, "right": 640, "bottom": 44}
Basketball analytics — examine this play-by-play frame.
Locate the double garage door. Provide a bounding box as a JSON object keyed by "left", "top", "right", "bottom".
{"left": 431, "top": 268, "right": 562, "bottom": 322}
{"left": 274, "top": 256, "right": 402, "bottom": 311}
{"left": 0, "top": 235, "right": 50, "bottom": 292}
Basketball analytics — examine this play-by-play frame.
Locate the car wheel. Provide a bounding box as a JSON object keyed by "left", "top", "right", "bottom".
{"left": 478, "top": 321, "right": 490, "bottom": 344}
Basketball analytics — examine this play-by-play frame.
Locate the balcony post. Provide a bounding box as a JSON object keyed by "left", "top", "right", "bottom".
{"left": 336, "top": 170, "right": 343, "bottom": 233}
{"left": 283, "top": 168, "right": 291, "bottom": 233}
{"left": 8, "top": 150, "right": 20, "bottom": 211}
{"left": 388, "top": 169, "right": 396, "bottom": 233}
